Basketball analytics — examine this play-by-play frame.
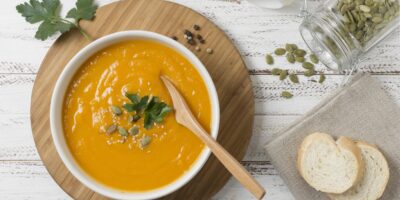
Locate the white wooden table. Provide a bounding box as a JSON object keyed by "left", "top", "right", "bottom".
{"left": 0, "top": 0, "right": 399, "bottom": 199}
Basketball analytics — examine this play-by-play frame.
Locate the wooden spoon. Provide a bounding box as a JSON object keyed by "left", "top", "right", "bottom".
{"left": 160, "top": 76, "right": 266, "bottom": 200}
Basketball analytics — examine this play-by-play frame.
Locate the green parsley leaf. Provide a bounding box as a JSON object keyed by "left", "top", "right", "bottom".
{"left": 66, "top": 0, "right": 97, "bottom": 21}
{"left": 35, "top": 20, "right": 73, "bottom": 40}
{"left": 125, "top": 93, "right": 139, "bottom": 104}
{"left": 16, "top": 0, "right": 60, "bottom": 24}
{"left": 123, "top": 103, "right": 136, "bottom": 112}
{"left": 143, "top": 101, "right": 172, "bottom": 129}
{"left": 16, "top": 0, "right": 97, "bottom": 40}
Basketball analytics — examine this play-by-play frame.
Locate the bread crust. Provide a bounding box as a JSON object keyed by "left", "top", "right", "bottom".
{"left": 327, "top": 141, "right": 390, "bottom": 200}
{"left": 297, "top": 133, "right": 364, "bottom": 194}
{"left": 337, "top": 136, "right": 365, "bottom": 188}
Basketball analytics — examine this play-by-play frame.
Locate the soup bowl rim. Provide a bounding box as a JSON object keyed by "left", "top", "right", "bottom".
{"left": 50, "top": 30, "right": 220, "bottom": 200}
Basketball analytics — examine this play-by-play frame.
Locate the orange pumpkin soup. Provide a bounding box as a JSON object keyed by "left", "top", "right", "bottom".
{"left": 62, "top": 40, "right": 211, "bottom": 191}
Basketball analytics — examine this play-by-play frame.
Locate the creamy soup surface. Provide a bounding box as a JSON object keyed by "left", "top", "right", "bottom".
{"left": 63, "top": 40, "right": 211, "bottom": 191}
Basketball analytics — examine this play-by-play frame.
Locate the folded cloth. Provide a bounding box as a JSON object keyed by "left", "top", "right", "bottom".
{"left": 265, "top": 73, "right": 400, "bottom": 200}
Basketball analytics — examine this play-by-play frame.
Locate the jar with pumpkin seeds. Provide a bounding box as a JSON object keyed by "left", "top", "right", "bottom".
{"left": 299, "top": 0, "right": 399, "bottom": 71}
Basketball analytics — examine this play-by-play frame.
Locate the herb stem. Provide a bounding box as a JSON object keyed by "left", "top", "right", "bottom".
{"left": 61, "top": 19, "right": 92, "bottom": 41}
{"left": 76, "top": 25, "right": 92, "bottom": 41}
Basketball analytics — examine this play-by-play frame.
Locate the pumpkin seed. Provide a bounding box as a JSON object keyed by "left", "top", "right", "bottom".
{"left": 359, "top": 5, "right": 371, "bottom": 12}
{"left": 129, "top": 126, "right": 139, "bottom": 136}
{"left": 372, "top": 16, "right": 383, "bottom": 22}
{"left": 279, "top": 70, "right": 288, "bottom": 80}
{"left": 302, "top": 62, "right": 314, "bottom": 70}
{"left": 285, "top": 43, "right": 298, "bottom": 52}
{"left": 319, "top": 73, "right": 326, "bottom": 83}
{"left": 271, "top": 68, "right": 282, "bottom": 75}
{"left": 118, "top": 127, "right": 128, "bottom": 137}
{"left": 295, "top": 56, "right": 305, "bottom": 63}
{"left": 140, "top": 135, "right": 152, "bottom": 148}
{"left": 310, "top": 54, "right": 319, "bottom": 64}
{"left": 128, "top": 114, "right": 141, "bottom": 122}
{"left": 274, "top": 48, "right": 286, "bottom": 55}
{"left": 304, "top": 69, "right": 315, "bottom": 77}
{"left": 105, "top": 124, "right": 117, "bottom": 135}
{"left": 289, "top": 73, "right": 299, "bottom": 83}
{"left": 111, "top": 105, "right": 122, "bottom": 116}
{"left": 294, "top": 49, "right": 307, "bottom": 57}
{"left": 266, "top": 54, "right": 274, "bottom": 65}
{"left": 281, "top": 91, "right": 293, "bottom": 99}
{"left": 286, "top": 53, "right": 296, "bottom": 63}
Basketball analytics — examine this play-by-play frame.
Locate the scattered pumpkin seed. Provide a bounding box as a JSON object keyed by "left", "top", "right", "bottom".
{"left": 302, "top": 62, "right": 314, "bottom": 70}
{"left": 304, "top": 69, "right": 315, "bottom": 77}
{"left": 319, "top": 73, "right": 326, "bottom": 83}
{"left": 294, "top": 49, "right": 307, "bottom": 57}
{"left": 285, "top": 43, "right": 298, "bottom": 52}
{"left": 310, "top": 54, "right": 319, "bottom": 64}
{"left": 295, "top": 56, "right": 305, "bottom": 63}
{"left": 266, "top": 54, "right": 274, "bottom": 65}
{"left": 271, "top": 68, "right": 282, "bottom": 75}
{"left": 129, "top": 126, "right": 139, "bottom": 136}
{"left": 274, "top": 48, "right": 286, "bottom": 55}
{"left": 279, "top": 70, "right": 288, "bottom": 80}
{"left": 118, "top": 126, "right": 128, "bottom": 137}
{"left": 105, "top": 124, "right": 117, "bottom": 135}
{"left": 286, "top": 53, "right": 296, "bottom": 63}
{"left": 111, "top": 105, "right": 122, "bottom": 116}
{"left": 140, "top": 135, "right": 152, "bottom": 148}
{"left": 289, "top": 73, "right": 299, "bottom": 83}
{"left": 281, "top": 91, "right": 293, "bottom": 99}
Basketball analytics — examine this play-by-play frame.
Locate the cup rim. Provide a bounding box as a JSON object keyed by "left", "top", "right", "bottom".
{"left": 49, "top": 30, "right": 220, "bottom": 200}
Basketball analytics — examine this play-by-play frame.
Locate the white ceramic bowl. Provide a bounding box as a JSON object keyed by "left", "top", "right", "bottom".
{"left": 50, "top": 31, "right": 220, "bottom": 200}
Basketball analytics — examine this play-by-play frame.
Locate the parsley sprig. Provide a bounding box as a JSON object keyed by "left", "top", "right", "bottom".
{"left": 123, "top": 93, "right": 172, "bottom": 130}
{"left": 16, "top": 0, "right": 98, "bottom": 41}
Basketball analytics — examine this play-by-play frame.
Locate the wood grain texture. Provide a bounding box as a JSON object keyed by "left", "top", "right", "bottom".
{"left": 30, "top": 0, "right": 254, "bottom": 199}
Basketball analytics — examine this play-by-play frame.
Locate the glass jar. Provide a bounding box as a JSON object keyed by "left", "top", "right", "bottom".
{"left": 299, "top": 0, "right": 400, "bottom": 71}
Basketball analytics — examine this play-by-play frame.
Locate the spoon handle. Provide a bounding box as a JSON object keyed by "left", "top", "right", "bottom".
{"left": 186, "top": 117, "right": 266, "bottom": 200}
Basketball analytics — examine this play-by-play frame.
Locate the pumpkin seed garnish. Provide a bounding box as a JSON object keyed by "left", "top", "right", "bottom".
{"left": 105, "top": 124, "right": 117, "bottom": 135}
{"left": 118, "top": 126, "right": 128, "bottom": 137}
{"left": 129, "top": 126, "right": 139, "bottom": 136}
{"left": 271, "top": 68, "right": 282, "bottom": 75}
{"left": 289, "top": 73, "right": 299, "bottom": 83}
{"left": 281, "top": 91, "right": 293, "bottom": 99}
{"left": 266, "top": 54, "right": 274, "bottom": 65}
{"left": 140, "top": 135, "right": 152, "bottom": 148}
{"left": 274, "top": 48, "right": 286, "bottom": 55}
{"left": 111, "top": 105, "right": 122, "bottom": 116}
{"left": 279, "top": 70, "right": 288, "bottom": 80}
{"left": 128, "top": 114, "right": 141, "bottom": 123}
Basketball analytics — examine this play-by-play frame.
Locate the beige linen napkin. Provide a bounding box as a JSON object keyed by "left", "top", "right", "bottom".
{"left": 265, "top": 73, "right": 400, "bottom": 200}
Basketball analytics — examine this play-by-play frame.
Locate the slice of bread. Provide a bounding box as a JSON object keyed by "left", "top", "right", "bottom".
{"left": 328, "top": 141, "right": 390, "bottom": 200}
{"left": 297, "top": 132, "right": 364, "bottom": 194}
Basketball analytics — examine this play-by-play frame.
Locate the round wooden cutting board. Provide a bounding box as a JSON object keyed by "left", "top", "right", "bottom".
{"left": 30, "top": 0, "right": 254, "bottom": 199}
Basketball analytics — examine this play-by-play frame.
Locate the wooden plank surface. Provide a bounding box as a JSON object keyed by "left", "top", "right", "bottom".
{"left": 0, "top": 0, "right": 399, "bottom": 199}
